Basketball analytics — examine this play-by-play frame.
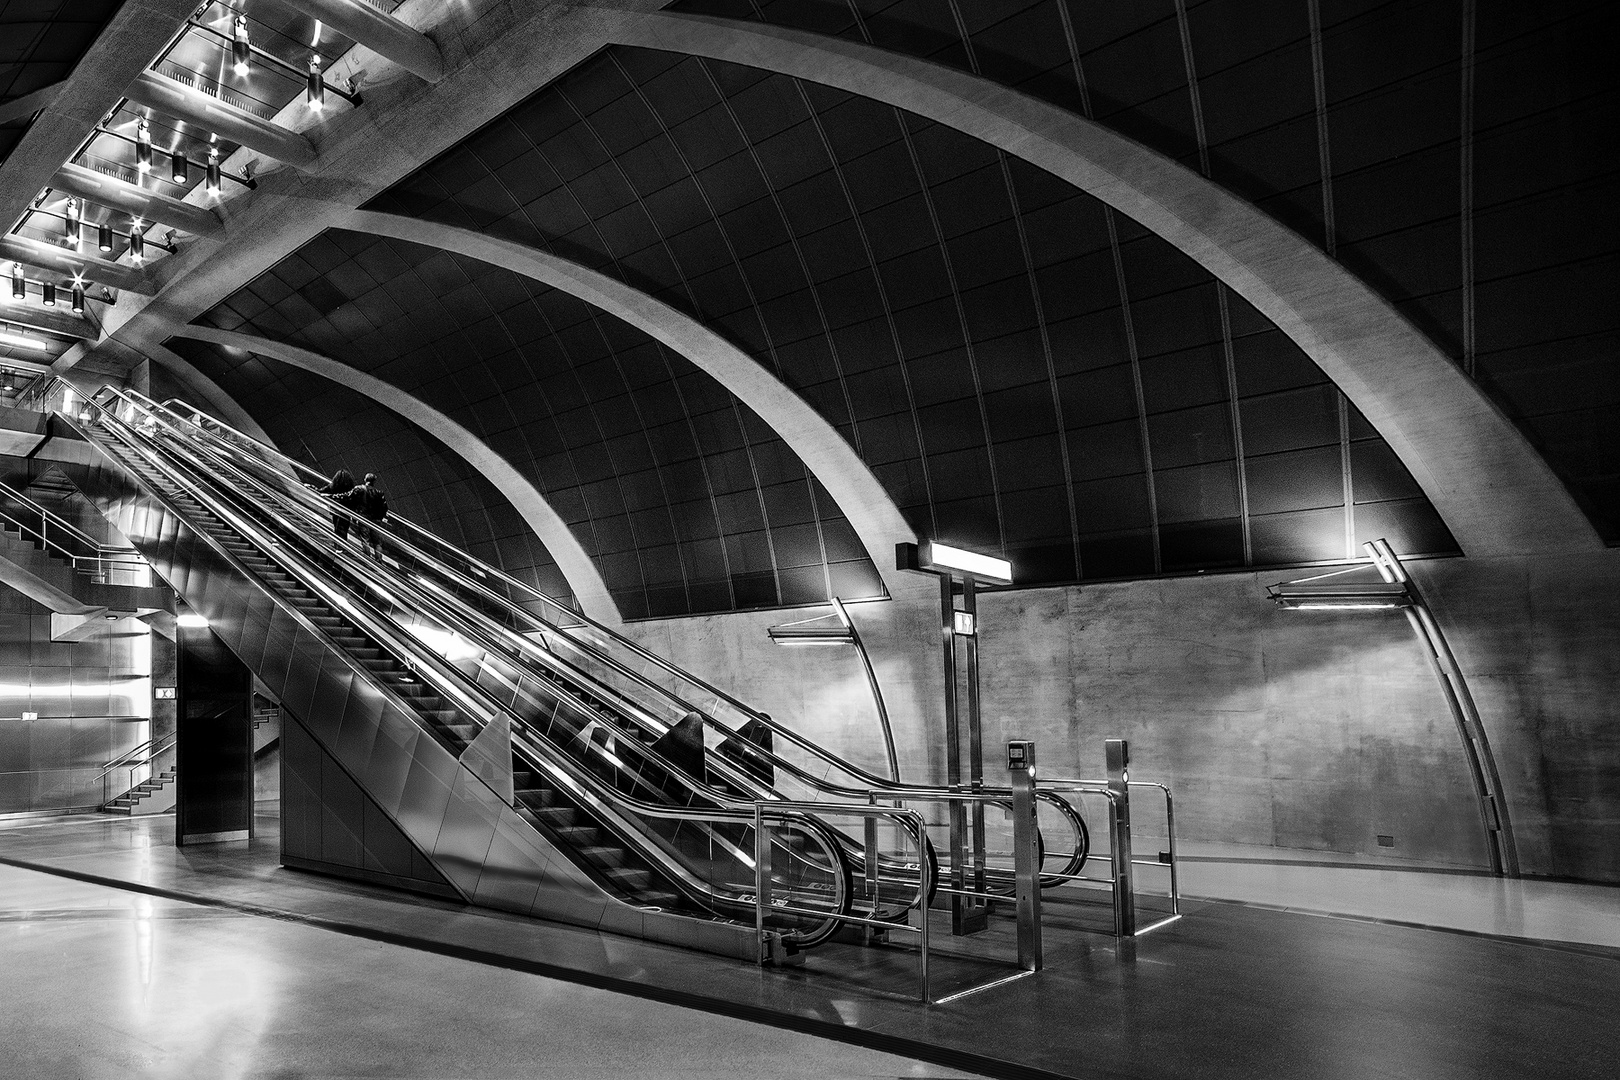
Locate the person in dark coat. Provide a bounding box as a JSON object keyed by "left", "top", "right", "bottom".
{"left": 308, "top": 468, "right": 357, "bottom": 543}
{"left": 346, "top": 472, "right": 389, "bottom": 557}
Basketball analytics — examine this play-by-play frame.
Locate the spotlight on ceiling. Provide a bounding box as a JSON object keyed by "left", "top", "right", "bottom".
{"left": 171, "top": 149, "right": 188, "bottom": 184}
{"left": 136, "top": 118, "right": 152, "bottom": 172}
{"left": 129, "top": 220, "right": 145, "bottom": 263}
{"left": 1, "top": 371, "right": 13, "bottom": 392}
{"left": 206, "top": 147, "right": 221, "bottom": 196}
{"left": 98, "top": 222, "right": 114, "bottom": 253}
{"left": 307, "top": 54, "right": 326, "bottom": 110}
{"left": 65, "top": 198, "right": 81, "bottom": 246}
{"left": 10, "top": 263, "right": 23, "bottom": 301}
{"left": 71, "top": 282, "right": 85, "bottom": 315}
{"left": 42, "top": 282, "right": 56, "bottom": 307}
{"left": 232, "top": 14, "right": 251, "bottom": 77}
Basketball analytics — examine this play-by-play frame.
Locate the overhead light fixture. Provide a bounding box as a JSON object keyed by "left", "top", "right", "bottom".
{"left": 129, "top": 220, "right": 145, "bottom": 263}
{"left": 307, "top": 54, "right": 326, "bottom": 110}
{"left": 1, "top": 372, "right": 13, "bottom": 392}
{"left": 42, "top": 282, "right": 56, "bottom": 307}
{"left": 71, "top": 282, "right": 85, "bottom": 315}
{"left": 97, "top": 222, "right": 114, "bottom": 253}
{"left": 177, "top": 612, "right": 210, "bottom": 629}
{"left": 206, "top": 147, "right": 221, "bottom": 196}
{"left": 767, "top": 613, "right": 855, "bottom": 645}
{"left": 232, "top": 14, "right": 251, "bottom": 77}
{"left": 65, "top": 198, "right": 81, "bottom": 246}
{"left": 0, "top": 327, "right": 45, "bottom": 350}
{"left": 136, "top": 118, "right": 152, "bottom": 172}
{"left": 171, "top": 149, "right": 188, "bottom": 184}
{"left": 896, "top": 540, "right": 1014, "bottom": 585}
{"left": 10, "top": 263, "right": 22, "bottom": 301}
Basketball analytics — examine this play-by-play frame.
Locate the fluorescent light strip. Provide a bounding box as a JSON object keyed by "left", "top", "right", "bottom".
{"left": 927, "top": 541, "right": 1013, "bottom": 584}
{"left": 0, "top": 328, "right": 46, "bottom": 350}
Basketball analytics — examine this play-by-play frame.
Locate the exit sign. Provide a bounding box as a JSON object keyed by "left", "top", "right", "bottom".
{"left": 155, "top": 687, "right": 177, "bottom": 700}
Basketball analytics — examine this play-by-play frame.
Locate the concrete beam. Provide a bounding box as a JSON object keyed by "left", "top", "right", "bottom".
{"left": 0, "top": 235, "right": 155, "bottom": 295}
{"left": 611, "top": 13, "right": 1602, "bottom": 559}
{"left": 0, "top": 82, "right": 65, "bottom": 127}
{"left": 0, "top": 1, "right": 199, "bottom": 235}
{"left": 141, "top": 341, "right": 279, "bottom": 449}
{"left": 268, "top": 0, "right": 444, "bottom": 83}
{"left": 166, "top": 323, "right": 623, "bottom": 627}
{"left": 0, "top": 300, "right": 99, "bottom": 342}
{"left": 344, "top": 209, "right": 925, "bottom": 601}
{"left": 124, "top": 70, "right": 318, "bottom": 169}
{"left": 50, "top": 164, "right": 226, "bottom": 242}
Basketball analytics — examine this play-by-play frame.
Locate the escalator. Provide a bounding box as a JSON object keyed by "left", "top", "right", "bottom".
{"left": 44, "top": 380, "right": 1089, "bottom": 957}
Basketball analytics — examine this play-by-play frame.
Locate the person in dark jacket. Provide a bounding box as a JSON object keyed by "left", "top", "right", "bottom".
{"left": 308, "top": 468, "right": 356, "bottom": 543}
{"left": 346, "top": 472, "right": 389, "bottom": 557}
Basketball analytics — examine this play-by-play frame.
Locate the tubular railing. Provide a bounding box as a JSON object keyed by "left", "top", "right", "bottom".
{"left": 0, "top": 479, "right": 150, "bottom": 586}
{"left": 123, "top": 389, "right": 1094, "bottom": 887}
{"left": 97, "top": 729, "right": 175, "bottom": 808}
{"left": 74, "top": 388, "right": 857, "bottom": 945}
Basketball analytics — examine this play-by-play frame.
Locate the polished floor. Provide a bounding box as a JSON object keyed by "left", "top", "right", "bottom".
{"left": 2, "top": 813, "right": 1617, "bottom": 1079}
{"left": 0, "top": 859, "right": 983, "bottom": 1080}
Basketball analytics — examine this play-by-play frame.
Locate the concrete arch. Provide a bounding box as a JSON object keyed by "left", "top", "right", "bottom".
{"left": 166, "top": 323, "right": 623, "bottom": 626}
{"left": 603, "top": 12, "right": 1602, "bottom": 559}
{"left": 338, "top": 208, "right": 928, "bottom": 600}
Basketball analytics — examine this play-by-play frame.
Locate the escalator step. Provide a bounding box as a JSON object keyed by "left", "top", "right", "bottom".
{"left": 578, "top": 846, "right": 624, "bottom": 867}
{"left": 554, "top": 825, "right": 599, "bottom": 846}
{"left": 604, "top": 867, "right": 653, "bottom": 892}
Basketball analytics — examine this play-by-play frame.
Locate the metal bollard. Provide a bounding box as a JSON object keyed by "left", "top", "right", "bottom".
{"left": 1106, "top": 738, "right": 1135, "bottom": 937}
{"left": 1008, "top": 740, "right": 1042, "bottom": 970}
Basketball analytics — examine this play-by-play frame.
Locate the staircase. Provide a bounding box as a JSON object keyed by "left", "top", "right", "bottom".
{"left": 104, "top": 768, "right": 177, "bottom": 815}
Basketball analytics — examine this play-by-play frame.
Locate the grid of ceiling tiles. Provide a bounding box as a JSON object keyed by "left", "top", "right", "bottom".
{"left": 670, "top": 0, "right": 1620, "bottom": 540}
{"left": 0, "top": 0, "right": 120, "bottom": 165}
{"left": 165, "top": 336, "right": 576, "bottom": 612}
{"left": 194, "top": 230, "right": 883, "bottom": 619}
{"left": 363, "top": 44, "right": 1454, "bottom": 586}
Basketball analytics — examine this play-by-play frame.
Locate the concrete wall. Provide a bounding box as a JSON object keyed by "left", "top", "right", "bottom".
{"left": 627, "top": 550, "right": 1620, "bottom": 882}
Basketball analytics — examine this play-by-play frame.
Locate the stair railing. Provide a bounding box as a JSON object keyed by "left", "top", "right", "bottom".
{"left": 97, "top": 729, "right": 176, "bottom": 808}
{"left": 0, "top": 479, "right": 150, "bottom": 585}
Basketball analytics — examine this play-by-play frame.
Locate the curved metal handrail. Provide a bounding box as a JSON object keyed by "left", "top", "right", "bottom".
{"left": 123, "top": 384, "right": 1091, "bottom": 879}
{"left": 76, "top": 391, "right": 856, "bottom": 943}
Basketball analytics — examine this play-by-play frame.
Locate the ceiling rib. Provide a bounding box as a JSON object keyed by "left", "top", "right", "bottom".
{"left": 50, "top": 163, "right": 225, "bottom": 241}
{"left": 0, "top": 83, "right": 67, "bottom": 127}
{"left": 0, "top": 235, "right": 154, "bottom": 295}
{"left": 0, "top": 301, "right": 99, "bottom": 342}
{"left": 123, "top": 70, "right": 318, "bottom": 168}
{"left": 269, "top": 0, "right": 444, "bottom": 82}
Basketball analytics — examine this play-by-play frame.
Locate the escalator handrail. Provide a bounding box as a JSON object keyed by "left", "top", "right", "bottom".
{"left": 128, "top": 386, "right": 1091, "bottom": 871}
{"left": 79, "top": 394, "right": 856, "bottom": 934}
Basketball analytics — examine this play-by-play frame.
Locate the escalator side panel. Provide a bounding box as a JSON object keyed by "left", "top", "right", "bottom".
{"left": 59, "top": 442, "right": 762, "bottom": 959}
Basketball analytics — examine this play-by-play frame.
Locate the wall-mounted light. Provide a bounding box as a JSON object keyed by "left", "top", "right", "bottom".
{"left": 64, "top": 198, "right": 81, "bottom": 246}
{"left": 307, "top": 54, "right": 326, "bottom": 110}
{"left": 136, "top": 118, "right": 152, "bottom": 172}
{"left": 206, "top": 147, "right": 221, "bottom": 196}
{"left": 170, "top": 149, "right": 188, "bottom": 184}
{"left": 766, "top": 614, "right": 854, "bottom": 645}
{"left": 232, "top": 14, "right": 251, "bottom": 77}
{"left": 98, "top": 222, "right": 115, "bottom": 253}
{"left": 9, "top": 263, "right": 23, "bottom": 301}
{"left": 42, "top": 282, "right": 56, "bottom": 307}
{"left": 897, "top": 540, "right": 1013, "bottom": 585}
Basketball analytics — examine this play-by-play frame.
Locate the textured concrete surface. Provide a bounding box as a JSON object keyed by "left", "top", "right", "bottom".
{"left": 610, "top": 11, "right": 1601, "bottom": 560}
{"left": 630, "top": 549, "right": 1620, "bottom": 882}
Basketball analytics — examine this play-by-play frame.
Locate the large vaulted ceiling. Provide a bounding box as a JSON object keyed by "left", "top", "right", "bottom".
{"left": 2, "top": 0, "right": 1613, "bottom": 621}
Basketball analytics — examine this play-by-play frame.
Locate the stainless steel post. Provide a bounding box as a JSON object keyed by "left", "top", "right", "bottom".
{"left": 940, "top": 573, "right": 969, "bottom": 934}
{"left": 1009, "top": 740, "right": 1042, "bottom": 970}
{"left": 754, "top": 804, "right": 771, "bottom": 964}
{"left": 964, "top": 577, "right": 987, "bottom": 902}
{"left": 1105, "top": 738, "right": 1136, "bottom": 937}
